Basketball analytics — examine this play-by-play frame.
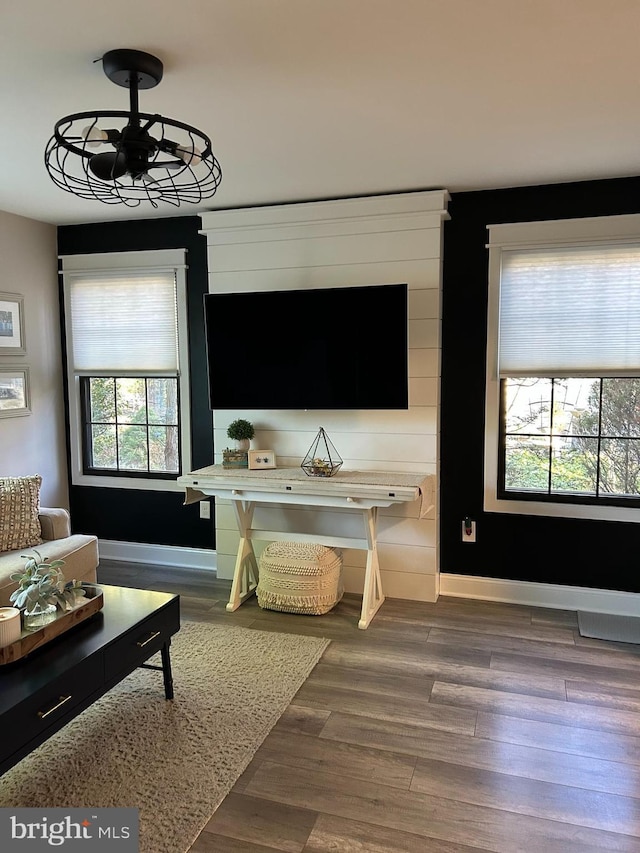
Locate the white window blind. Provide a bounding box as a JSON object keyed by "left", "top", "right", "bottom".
{"left": 68, "top": 270, "right": 178, "bottom": 373}
{"left": 498, "top": 243, "right": 640, "bottom": 377}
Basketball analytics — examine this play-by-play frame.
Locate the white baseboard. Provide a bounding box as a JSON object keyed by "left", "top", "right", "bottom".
{"left": 440, "top": 573, "right": 640, "bottom": 617}
{"left": 98, "top": 540, "right": 217, "bottom": 572}
{"left": 95, "top": 548, "right": 637, "bottom": 617}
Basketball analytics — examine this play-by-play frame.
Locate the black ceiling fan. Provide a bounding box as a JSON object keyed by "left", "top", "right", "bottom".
{"left": 45, "top": 49, "right": 222, "bottom": 207}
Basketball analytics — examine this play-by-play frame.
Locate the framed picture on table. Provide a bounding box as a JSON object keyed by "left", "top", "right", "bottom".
{"left": 248, "top": 450, "right": 277, "bottom": 470}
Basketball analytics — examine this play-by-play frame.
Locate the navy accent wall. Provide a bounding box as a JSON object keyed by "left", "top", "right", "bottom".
{"left": 57, "top": 177, "right": 640, "bottom": 583}
{"left": 57, "top": 216, "right": 214, "bottom": 549}
{"left": 441, "top": 176, "right": 640, "bottom": 593}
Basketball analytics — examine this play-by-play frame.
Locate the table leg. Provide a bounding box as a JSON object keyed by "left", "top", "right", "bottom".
{"left": 358, "top": 507, "right": 385, "bottom": 629}
{"left": 160, "top": 641, "right": 174, "bottom": 700}
{"left": 226, "top": 500, "right": 260, "bottom": 611}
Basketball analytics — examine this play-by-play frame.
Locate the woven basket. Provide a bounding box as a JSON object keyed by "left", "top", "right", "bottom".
{"left": 257, "top": 541, "right": 343, "bottom": 615}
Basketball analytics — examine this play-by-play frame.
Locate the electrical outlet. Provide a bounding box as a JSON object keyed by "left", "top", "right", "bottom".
{"left": 200, "top": 501, "right": 211, "bottom": 520}
{"left": 461, "top": 518, "right": 476, "bottom": 543}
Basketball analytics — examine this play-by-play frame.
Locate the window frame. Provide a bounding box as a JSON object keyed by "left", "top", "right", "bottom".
{"left": 61, "top": 249, "right": 191, "bottom": 492}
{"left": 79, "top": 375, "right": 181, "bottom": 479}
{"left": 484, "top": 214, "right": 640, "bottom": 523}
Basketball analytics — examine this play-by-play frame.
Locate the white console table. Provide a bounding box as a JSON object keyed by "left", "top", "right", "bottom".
{"left": 178, "top": 465, "right": 434, "bottom": 629}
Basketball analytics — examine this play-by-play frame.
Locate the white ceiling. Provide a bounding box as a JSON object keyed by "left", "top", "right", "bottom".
{"left": 2, "top": 0, "right": 640, "bottom": 226}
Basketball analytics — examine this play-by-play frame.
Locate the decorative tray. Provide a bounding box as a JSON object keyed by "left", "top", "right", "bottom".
{"left": 0, "top": 584, "right": 104, "bottom": 666}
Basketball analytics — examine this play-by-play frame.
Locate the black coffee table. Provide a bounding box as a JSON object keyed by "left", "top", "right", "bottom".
{"left": 0, "top": 584, "right": 180, "bottom": 776}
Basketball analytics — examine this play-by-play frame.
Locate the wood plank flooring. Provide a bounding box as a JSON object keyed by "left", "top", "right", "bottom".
{"left": 97, "top": 561, "right": 640, "bottom": 853}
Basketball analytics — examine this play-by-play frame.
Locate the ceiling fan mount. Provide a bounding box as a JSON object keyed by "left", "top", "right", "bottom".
{"left": 101, "top": 49, "right": 164, "bottom": 90}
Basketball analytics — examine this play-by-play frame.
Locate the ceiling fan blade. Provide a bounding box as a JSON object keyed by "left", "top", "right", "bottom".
{"left": 89, "top": 152, "right": 127, "bottom": 180}
{"left": 146, "top": 160, "right": 183, "bottom": 170}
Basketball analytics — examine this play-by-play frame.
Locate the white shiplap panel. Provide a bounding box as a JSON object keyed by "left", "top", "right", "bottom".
{"left": 213, "top": 456, "right": 437, "bottom": 477}
{"left": 213, "top": 429, "right": 436, "bottom": 466}
{"left": 214, "top": 407, "right": 438, "bottom": 436}
{"left": 200, "top": 191, "right": 450, "bottom": 233}
{"left": 215, "top": 552, "right": 237, "bottom": 579}
{"left": 209, "top": 258, "right": 442, "bottom": 294}
{"left": 408, "top": 289, "right": 440, "bottom": 320}
{"left": 337, "top": 433, "right": 437, "bottom": 465}
{"left": 354, "top": 542, "right": 436, "bottom": 574}
{"left": 211, "top": 455, "right": 436, "bottom": 472}
{"left": 409, "top": 348, "right": 439, "bottom": 378}
{"left": 215, "top": 537, "right": 271, "bottom": 572}
{"left": 409, "top": 378, "right": 439, "bottom": 407}
{"left": 380, "top": 569, "right": 438, "bottom": 602}
{"left": 214, "top": 501, "right": 238, "bottom": 531}
{"left": 262, "top": 501, "right": 437, "bottom": 535}
{"left": 210, "top": 229, "right": 442, "bottom": 273}
{"left": 216, "top": 527, "right": 245, "bottom": 557}
{"left": 216, "top": 530, "right": 435, "bottom": 581}
{"left": 215, "top": 502, "right": 434, "bottom": 549}
{"left": 215, "top": 494, "right": 432, "bottom": 529}
{"left": 250, "top": 506, "right": 372, "bottom": 541}
{"left": 202, "top": 191, "right": 448, "bottom": 602}
{"left": 408, "top": 318, "right": 440, "bottom": 349}
{"left": 215, "top": 500, "right": 434, "bottom": 542}
{"left": 204, "top": 214, "right": 444, "bottom": 246}
{"left": 342, "top": 564, "right": 438, "bottom": 602}
{"left": 216, "top": 541, "right": 437, "bottom": 600}
{"left": 378, "top": 516, "right": 436, "bottom": 548}
{"left": 299, "top": 542, "right": 436, "bottom": 575}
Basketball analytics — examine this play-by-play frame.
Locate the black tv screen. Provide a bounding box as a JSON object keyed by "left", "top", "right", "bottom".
{"left": 204, "top": 283, "right": 408, "bottom": 410}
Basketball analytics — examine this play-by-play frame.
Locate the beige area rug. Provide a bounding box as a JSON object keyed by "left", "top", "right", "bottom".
{"left": 0, "top": 621, "right": 330, "bottom": 852}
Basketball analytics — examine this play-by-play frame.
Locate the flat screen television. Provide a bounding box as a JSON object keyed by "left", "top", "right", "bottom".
{"left": 204, "top": 282, "right": 408, "bottom": 410}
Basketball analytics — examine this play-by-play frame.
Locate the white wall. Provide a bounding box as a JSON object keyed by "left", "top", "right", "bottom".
{"left": 200, "top": 191, "right": 449, "bottom": 602}
{"left": 0, "top": 210, "right": 67, "bottom": 507}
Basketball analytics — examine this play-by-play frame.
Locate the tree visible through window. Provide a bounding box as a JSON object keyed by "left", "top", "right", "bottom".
{"left": 82, "top": 376, "right": 179, "bottom": 476}
{"left": 502, "top": 377, "right": 640, "bottom": 502}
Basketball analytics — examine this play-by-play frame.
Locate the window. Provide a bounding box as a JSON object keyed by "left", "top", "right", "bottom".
{"left": 61, "top": 250, "right": 191, "bottom": 491}
{"left": 501, "top": 377, "right": 640, "bottom": 502}
{"left": 485, "top": 214, "right": 640, "bottom": 522}
{"left": 80, "top": 376, "right": 179, "bottom": 477}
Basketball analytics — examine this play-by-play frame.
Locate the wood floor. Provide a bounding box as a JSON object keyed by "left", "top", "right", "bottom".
{"left": 98, "top": 560, "right": 640, "bottom": 853}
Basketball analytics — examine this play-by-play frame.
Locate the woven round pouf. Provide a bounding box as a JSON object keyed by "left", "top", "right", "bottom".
{"left": 257, "top": 541, "right": 343, "bottom": 615}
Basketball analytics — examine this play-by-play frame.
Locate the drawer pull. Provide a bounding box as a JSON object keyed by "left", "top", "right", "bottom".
{"left": 137, "top": 630, "right": 161, "bottom": 648}
{"left": 37, "top": 694, "right": 72, "bottom": 719}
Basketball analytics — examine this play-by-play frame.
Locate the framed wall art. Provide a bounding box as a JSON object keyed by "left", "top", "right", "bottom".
{"left": 0, "top": 293, "right": 26, "bottom": 354}
{"left": 0, "top": 367, "right": 31, "bottom": 417}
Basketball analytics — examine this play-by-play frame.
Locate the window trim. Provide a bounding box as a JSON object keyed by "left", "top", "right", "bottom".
{"left": 60, "top": 249, "right": 191, "bottom": 492}
{"left": 484, "top": 214, "right": 640, "bottom": 523}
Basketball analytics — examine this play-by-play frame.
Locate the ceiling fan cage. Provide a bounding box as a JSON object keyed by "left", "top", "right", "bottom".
{"left": 44, "top": 49, "right": 223, "bottom": 208}
{"left": 45, "top": 112, "right": 222, "bottom": 208}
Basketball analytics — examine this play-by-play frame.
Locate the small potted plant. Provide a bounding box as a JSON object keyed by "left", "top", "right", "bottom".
{"left": 9, "top": 550, "right": 85, "bottom": 631}
{"left": 223, "top": 419, "right": 255, "bottom": 469}
{"left": 226, "top": 419, "right": 255, "bottom": 450}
